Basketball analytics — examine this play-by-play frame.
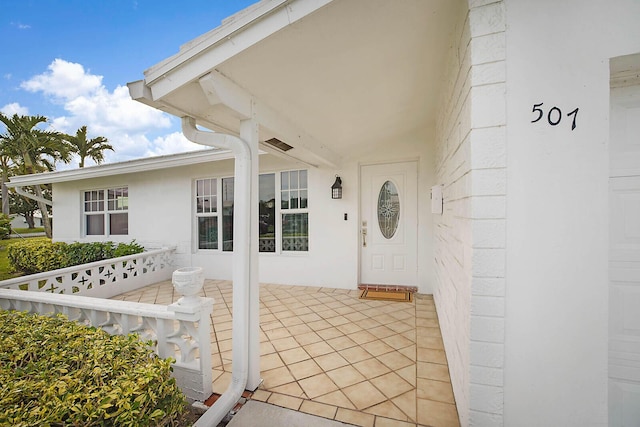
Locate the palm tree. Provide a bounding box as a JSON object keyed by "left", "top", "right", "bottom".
{"left": 66, "top": 125, "right": 113, "bottom": 168}
{"left": 0, "top": 113, "right": 71, "bottom": 238}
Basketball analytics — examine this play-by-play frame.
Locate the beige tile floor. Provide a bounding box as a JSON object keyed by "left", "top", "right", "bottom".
{"left": 112, "top": 280, "right": 460, "bottom": 427}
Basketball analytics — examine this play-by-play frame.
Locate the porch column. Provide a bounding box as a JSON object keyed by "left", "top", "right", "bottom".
{"left": 239, "top": 113, "right": 261, "bottom": 391}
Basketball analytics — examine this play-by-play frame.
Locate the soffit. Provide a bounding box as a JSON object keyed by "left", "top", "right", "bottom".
{"left": 139, "top": 0, "right": 460, "bottom": 163}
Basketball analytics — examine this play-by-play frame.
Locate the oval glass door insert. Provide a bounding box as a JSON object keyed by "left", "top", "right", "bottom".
{"left": 377, "top": 180, "right": 400, "bottom": 239}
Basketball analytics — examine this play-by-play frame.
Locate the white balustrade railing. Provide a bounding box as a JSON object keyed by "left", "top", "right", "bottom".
{"left": 0, "top": 287, "right": 214, "bottom": 402}
{"left": 0, "top": 247, "right": 175, "bottom": 299}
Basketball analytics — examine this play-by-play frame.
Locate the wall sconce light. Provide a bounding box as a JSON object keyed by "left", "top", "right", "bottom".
{"left": 331, "top": 175, "right": 343, "bottom": 199}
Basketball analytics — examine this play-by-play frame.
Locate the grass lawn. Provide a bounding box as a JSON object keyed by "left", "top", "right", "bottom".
{"left": 12, "top": 227, "right": 45, "bottom": 234}
{"left": 0, "top": 237, "right": 50, "bottom": 281}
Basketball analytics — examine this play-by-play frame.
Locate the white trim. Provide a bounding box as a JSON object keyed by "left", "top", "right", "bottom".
{"left": 6, "top": 149, "right": 235, "bottom": 187}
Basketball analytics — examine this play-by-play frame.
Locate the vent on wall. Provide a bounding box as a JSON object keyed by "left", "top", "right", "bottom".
{"left": 264, "top": 138, "right": 293, "bottom": 152}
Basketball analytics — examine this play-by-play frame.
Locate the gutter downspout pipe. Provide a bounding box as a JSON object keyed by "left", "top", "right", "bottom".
{"left": 182, "top": 116, "right": 254, "bottom": 427}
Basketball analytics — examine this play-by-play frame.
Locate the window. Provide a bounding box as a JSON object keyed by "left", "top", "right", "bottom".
{"left": 222, "top": 178, "right": 234, "bottom": 251}
{"left": 84, "top": 187, "right": 128, "bottom": 236}
{"left": 196, "top": 178, "right": 218, "bottom": 249}
{"left": 281, "top": 170, "right": 308, "bottom": 251}
{"left": 194, "top": 169, "right": 308, "bottom": 253}
{"left": 259, "top": 174, "right": 276, "bottom": 252}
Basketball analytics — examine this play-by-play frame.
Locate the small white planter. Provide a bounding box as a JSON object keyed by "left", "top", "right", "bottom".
{"left": 172, "top": 267, "right": 204, "bottom": 305}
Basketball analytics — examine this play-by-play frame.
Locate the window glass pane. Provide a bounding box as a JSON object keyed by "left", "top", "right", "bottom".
{"left": 300, "top": 190, "right": 308, "bottom": 209}
{"left": 198, "top": 217, "right": 218, "bottom": 250}
{"left": 86, "top": 214, "right": 104, "bottom": 235}
{"left": 299, "top": 170, "right": 307, "bottom": 189}
{"left": 281, "top": 191, "right": 289, "bottom": 210}
{"left": 282, "top": 213, "right": 308, "bottom": 251}
{"left": 98, "top": 201, "right": 104, "bottom": 211}
{"left": 290, "top": 190, "right": 299, "bottom": 209}
{"left": 196, "top": 179, "right": 217, "bottom": 214}
{"left": 290, "top": 170, "right": 298, "bottom": 189}
{"left": 281, "top": 171, "right": 289, "bottom": 190}
{"left": 197, "top": 179, "right": 204, "bottom": 197}
{"left": 259, "top": 174, "right": 276, "bottom": 252}
{"left": 109, "top": 213, "right": 128, "bottom": 235}
{"left": 108, "top": 200, "right": 115, "bottom": 210}
{"left": 377, "top": 180, "right": 400, "bottom": 239}
{"left": 222, "top": 177, "right": 234, "bottom": 251}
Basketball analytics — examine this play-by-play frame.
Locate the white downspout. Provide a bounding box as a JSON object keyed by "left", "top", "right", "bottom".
{"left": 182, "top": 116, "right": 256, "bottom": 427}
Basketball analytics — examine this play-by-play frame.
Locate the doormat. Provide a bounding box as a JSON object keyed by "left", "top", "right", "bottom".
{"left": 359, "top": 289, "right": 413, "bottom": 302}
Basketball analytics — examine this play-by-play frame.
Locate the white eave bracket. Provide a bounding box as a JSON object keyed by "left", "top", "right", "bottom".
{"left": 199, "top": 71, "right": 342, "bottom": 169}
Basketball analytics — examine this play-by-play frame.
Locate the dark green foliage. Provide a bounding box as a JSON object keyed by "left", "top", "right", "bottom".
{"left": 0, "top": 214, "right": 11, "bottom": 240}
{"left": 8, "top": 240, "right": 145, "bottom": 274}
{"left": 114, "top": 241, "right": 145, "bottom": 258}
{"left": 65, "top": 241, "right": 116, "bottom": 265}
{"left": 0, "top": 310, "right": 186, "bottom": 426}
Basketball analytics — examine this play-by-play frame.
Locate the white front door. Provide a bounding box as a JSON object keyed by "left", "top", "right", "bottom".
{"left": 360, "top": 161, "right": 417, "bottom": 286}
{"left": 609, "top": 83, "right": 640, "bottom": 426}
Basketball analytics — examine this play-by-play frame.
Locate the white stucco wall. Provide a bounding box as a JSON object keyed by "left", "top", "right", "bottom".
{"left": 504, "top": 0, "right": 640, "bottom": 425}
{"left": 53, "top": 137, "right": 436, "bottom": 293}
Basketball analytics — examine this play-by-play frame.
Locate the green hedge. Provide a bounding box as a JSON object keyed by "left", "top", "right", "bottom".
{"left": 0, "top": 310, "right": 186, "bottom": 426}
{"left": 8, "top": 240, "right": 144, "bottom": 274}
{"left": 0, "top": 214, "right": 10, "bottom": 240}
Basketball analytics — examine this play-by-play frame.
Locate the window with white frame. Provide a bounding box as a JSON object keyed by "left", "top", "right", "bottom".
{"left": 196, "top": 178, "right": 218, "bottom": 249}
{"left": 280, "top": 170, "right": 308, "bottom": 251}
{"left": 83, "top": 187, "right": 128, "bottom": 236}
{"left": 195, "top": 169, "right": 307, "bottom": 253}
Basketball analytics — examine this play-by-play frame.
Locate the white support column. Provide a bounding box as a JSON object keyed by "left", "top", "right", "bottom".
{"left": 240, "top": 108, "right": 261, "bottom": 391}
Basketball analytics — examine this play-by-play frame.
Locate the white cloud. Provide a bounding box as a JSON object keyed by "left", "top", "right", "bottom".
{"left": 22, "top": 59, "right": 178, "bottom": 163}
{"left": 21, "top": 59, "right": 102, "bottom": 100}
{"left": 1, "top": 102, "right": 29, "bottom": 116}
{"left": 146, "top": 132, "right": 207, "bottom": 157}
{"left": 11, "top": 22, "right": 31, "bottom": 30}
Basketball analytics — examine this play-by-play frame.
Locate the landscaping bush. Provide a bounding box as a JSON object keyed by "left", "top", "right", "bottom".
{"left": 0, "top": 310, "right": 186, "bottom": 426}
{"left": 7, "top": 240, "right": 145, "bottom": 275}
{"left": 7, "top": 239, "right": 69, "bottom": 274}
{"left": 0, "top": 214, "right": 11, "bottom": 240}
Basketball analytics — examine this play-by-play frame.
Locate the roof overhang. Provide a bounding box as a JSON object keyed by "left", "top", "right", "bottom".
{"left": 128, "top": 0, "right": 461, "bottom": 167}
{"left": 6, "top": 149, "right": 235, "bottom": 187}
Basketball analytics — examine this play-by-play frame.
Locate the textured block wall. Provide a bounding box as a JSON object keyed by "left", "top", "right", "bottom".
{"left": 433, "top": 1, "right": 506, "bottom": 426}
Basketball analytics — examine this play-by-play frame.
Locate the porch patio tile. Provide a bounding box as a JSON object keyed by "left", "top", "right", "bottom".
{"left": 363, "top": 400, "right": 409, "bottom": 421}
{"left": 299, "top": 400, "right": 338, "bottom": 419}
{"left": 341, "top": 381, "right": 386, "bottom": 410}
{"left": 416, "top": 378, "right": 455, "bottom": 404}
{"left": 110, "top": 280, "right": 458, "bottom": 426}
{"left": 335, "top": 407, "right": 375, "bottom": 427}
{"left": 267, "top": 392, "right": 303, "bottom": 410}
{"left": 325, "top": 365, "right": 366, "bottom": 388}
{"left": 298, "top": 373, "right": 339, "bottom": 399}
{"left": 288, "top": 359, "right": 323, "bottom": 380}
{"left": 417, "top": 362, "right": 451, "bottom": 383}
{"left": 416, "top": 399, "right": 460, "bottom": 427}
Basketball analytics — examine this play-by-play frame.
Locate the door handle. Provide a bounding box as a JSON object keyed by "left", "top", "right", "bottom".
{"left": 362, "top": 228, "right": 367, "bottom": 247}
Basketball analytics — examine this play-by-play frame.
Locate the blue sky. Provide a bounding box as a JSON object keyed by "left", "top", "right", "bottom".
{"left": 0, "top": 0, "right": 256, "bottom": 168}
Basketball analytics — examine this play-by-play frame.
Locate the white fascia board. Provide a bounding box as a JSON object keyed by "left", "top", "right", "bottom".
{"left": 199, "top": 71, "right": 342, "bottom": 168}
{"left": 143, "top": 0, "right": 333, "bottom": 101}
{"left": 6, "top": 149, "right": 235, "bottom": 187}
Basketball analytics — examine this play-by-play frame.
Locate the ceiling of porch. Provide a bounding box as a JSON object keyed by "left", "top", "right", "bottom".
{"left": 133, "top": 0, "right": 462, "bottom": 166}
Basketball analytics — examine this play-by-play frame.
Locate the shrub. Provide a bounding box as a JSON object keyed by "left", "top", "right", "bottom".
{"left": 0, "top": 310, "right": 186, "bottom": 426}
{"left": 114, "top": 240, "right": 145, "bottom": 258}
{"left": 65, "top": 241, "right": 115, "bottom": 265}
{"left": 7, "top": 239, "right": 69, "bottom": 274}
{"left": 0, "top": 214, "right": 11, "bottom": 240}
{"left": 8, "top": 240, "right": 145, "bottom": 275}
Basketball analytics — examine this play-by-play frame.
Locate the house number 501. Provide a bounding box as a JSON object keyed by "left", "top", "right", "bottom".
{"left": 531, "top": 103, "right": 579, "bottom": 131}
